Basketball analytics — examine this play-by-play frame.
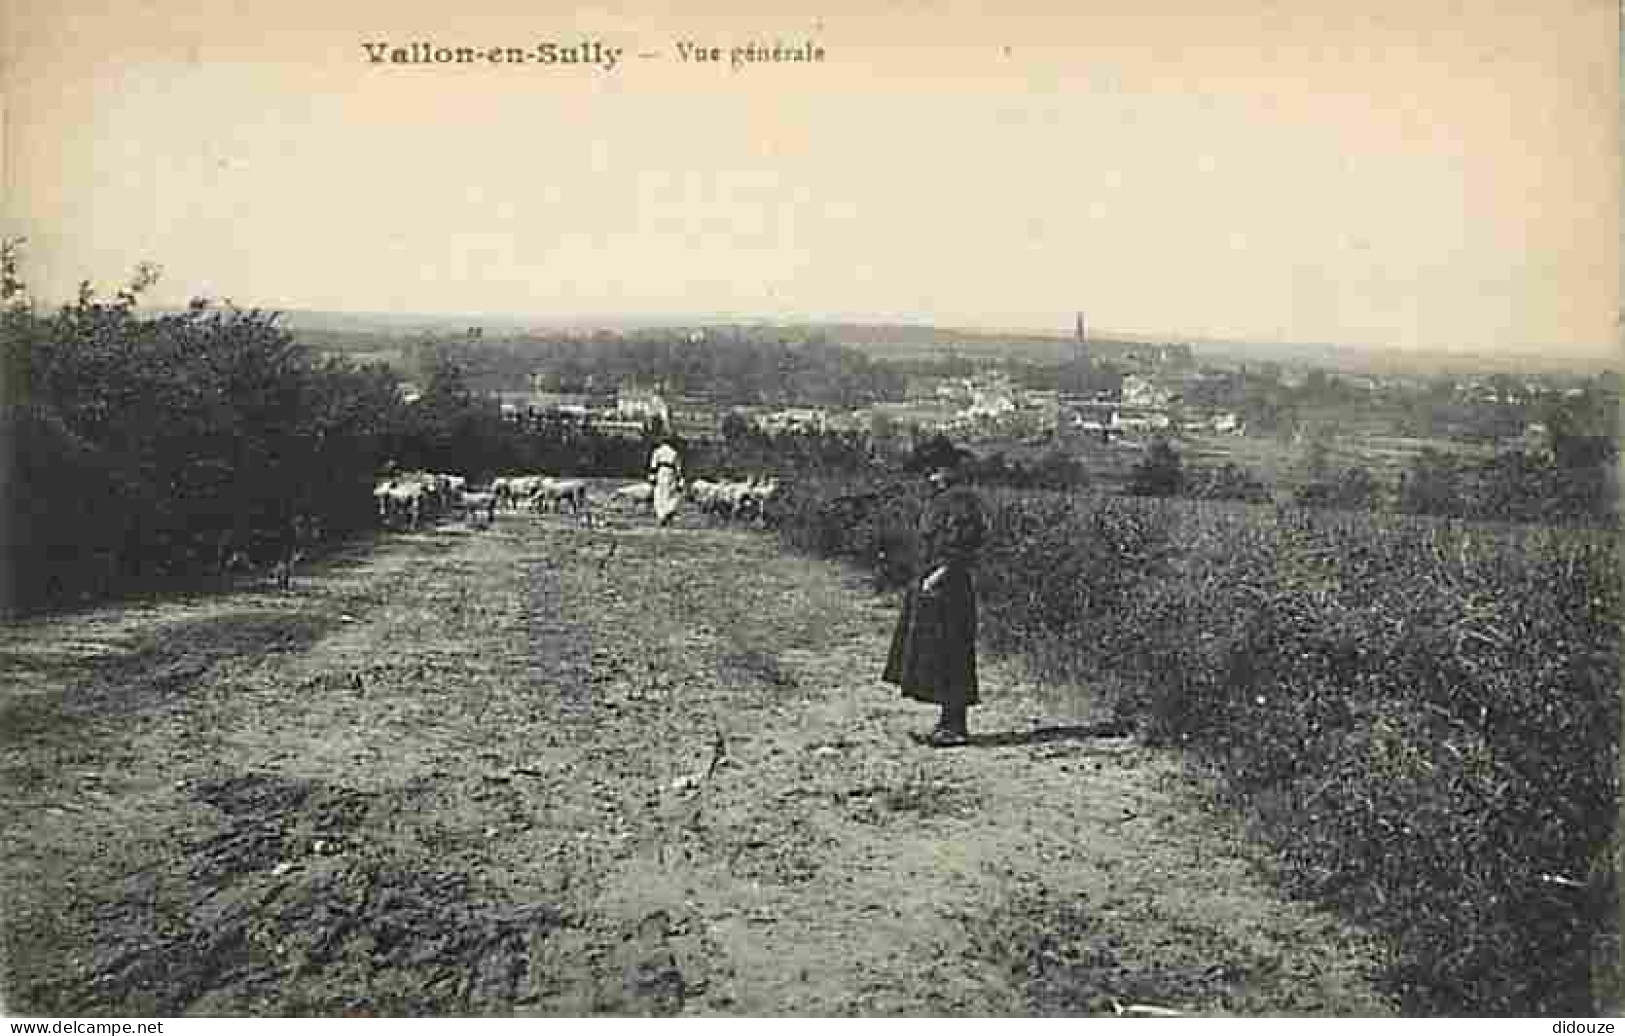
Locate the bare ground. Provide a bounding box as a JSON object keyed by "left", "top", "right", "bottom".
{"left": 0, "top": 505, "right": 1397, "bottom": 1016}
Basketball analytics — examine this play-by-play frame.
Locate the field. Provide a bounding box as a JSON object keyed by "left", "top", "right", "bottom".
{"left": 2, "top": 502, "right": 1399, "bottom": 1016}
{"left": 1108, "top": 428, "right": 1499, "bottom": 500}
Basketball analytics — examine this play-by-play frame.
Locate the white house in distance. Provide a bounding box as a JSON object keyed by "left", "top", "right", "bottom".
{"left": 1212, "top": 411, "right": 1245, "bottom": 435}
{"left": 964, "top": 385, "right": 1018, "bottom": 422}
{"left": 616, "top": 385, "right": 670, "bottom": 426}
{"left": 1112, "top": 411, "right": 1171, "bottom": 433}
{"left": 758, "top": 407, "right": 832, "bottom": 433}
{"left": 1121, "top": 375, "right": 1175, "bottom": 409}
{"left": 934, "top": 372, "right": 1023, "bottom": 424}
{"left": 532, "top": 392, "right": 594, "bottom": 419}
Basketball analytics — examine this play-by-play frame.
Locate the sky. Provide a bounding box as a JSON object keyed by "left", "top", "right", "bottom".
{"left": 3, "top": 0, "right": 1619, "bottom": 359}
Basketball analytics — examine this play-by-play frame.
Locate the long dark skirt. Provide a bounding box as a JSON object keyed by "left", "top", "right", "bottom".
{"left": 881, "top": 568, "right": 978, "bottom": 708}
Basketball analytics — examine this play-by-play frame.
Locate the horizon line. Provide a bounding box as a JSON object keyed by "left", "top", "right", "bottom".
{"left": 116, "top": 301, "right": 1620, "bottom": 365}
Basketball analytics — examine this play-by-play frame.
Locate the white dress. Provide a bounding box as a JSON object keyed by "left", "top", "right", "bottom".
{"left": 649, "top": 444, "right": 682, "bottom": 523}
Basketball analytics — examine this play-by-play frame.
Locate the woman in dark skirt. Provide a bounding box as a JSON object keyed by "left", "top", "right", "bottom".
{"left": 882, "top": 450, "right": 986, "bottom": 747}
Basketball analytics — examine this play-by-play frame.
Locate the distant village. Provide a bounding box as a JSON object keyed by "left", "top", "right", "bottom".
{"left": 401, "top": 363, "right": 1235, "bottom": 445}
{"left": 388, "top": 312, "right": 1612, "bottom": 456}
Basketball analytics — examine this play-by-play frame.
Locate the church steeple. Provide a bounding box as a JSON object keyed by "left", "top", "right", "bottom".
{"left": 1058, "top": 310, "right": 1092, "bottom": 406}
{"left": 1074, "top": 311, "right": 1090, "bottom": 377}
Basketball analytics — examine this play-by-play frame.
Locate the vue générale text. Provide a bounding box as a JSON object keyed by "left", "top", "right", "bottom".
{"left": 674, "top": 40, "right": 826, "bottom": 70}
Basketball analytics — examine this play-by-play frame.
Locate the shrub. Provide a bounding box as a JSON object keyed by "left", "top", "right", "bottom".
{"left": 1, "top": 253, "right": 408, "bottom": 610}
{"left": 1398, "top": 448, "right": 1465, "bottom": 516}
{"left": 1295, "top": 465, "right": 1380, "bottom": 511}
{"left": 775, "top": 475, "right": 1619, "bottom": 1015}
{"left": 1127, "top": 437, "right": 1184, "bottom": 496}
{"left": 1187, "top": 461, "right": 1272, "bottom": 503}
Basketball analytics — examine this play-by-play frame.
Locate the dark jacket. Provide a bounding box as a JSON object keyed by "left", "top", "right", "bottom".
{"left": 881, "top": 484, "right": 985, "bottom": 707}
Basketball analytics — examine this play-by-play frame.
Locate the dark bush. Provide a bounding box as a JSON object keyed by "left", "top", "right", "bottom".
{"left": 775, "top": 474, "right": 1619, "bottom": 1015}
{"left": 1, "top": 253, "right": 407, "bottom": 611}
{"left": 1187, "top": 461, "right": 1272, "bottom": 503}
{"left": 1127, "top": 436, "right": 1184, "bottom": 497}
{"left": 1295, "top": 465, "right": 1380, "bottom": 511}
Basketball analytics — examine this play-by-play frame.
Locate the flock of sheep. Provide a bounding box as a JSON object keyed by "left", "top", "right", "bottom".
{"left": 371, "top": 471, "right": 588, "bottom": 530}
{"left": 685, "top": 476, "right": 781, "bottom": 523}
{"left": 371, "top": 470, "right": 781, "bottom": 531}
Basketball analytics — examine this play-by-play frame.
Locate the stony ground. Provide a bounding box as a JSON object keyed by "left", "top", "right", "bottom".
{"left": 0, "top": 501, "right": 1396, "bottom": 1016}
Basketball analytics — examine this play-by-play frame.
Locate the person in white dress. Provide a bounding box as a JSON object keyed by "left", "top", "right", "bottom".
{"left": 648, "top": 438, "right": 683, "bottom": 526}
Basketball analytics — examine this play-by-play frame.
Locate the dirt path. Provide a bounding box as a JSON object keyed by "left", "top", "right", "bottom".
{"left": 1, "top": 511, "right": 1395, "bottom": 1016}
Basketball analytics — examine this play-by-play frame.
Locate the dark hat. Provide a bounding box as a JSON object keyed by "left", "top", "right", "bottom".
{"left": 908, "top": 435, "right": 973, "bottom": 474}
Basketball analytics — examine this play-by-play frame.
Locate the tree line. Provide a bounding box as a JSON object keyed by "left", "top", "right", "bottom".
{"left": 419, "top": 326, "right": 909, "bottom": 407}
{"left": 0, "top": 248, "right": 895, "bottom": 612}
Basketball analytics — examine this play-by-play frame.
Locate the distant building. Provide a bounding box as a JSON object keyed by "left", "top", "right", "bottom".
{"left": 531, "top": 391, "right": 594, "bottom": 412}
{"left": 490, "top": 390, "right": 536, "bottom": 413}
{"left": 759, "top": 407, "right": 831, "bottom": 433}
{"left": 1121, "top": 375, "right": 1175, "bottom": 409}
{"left": 1120, "top": 343, "right": 1193, "bottom": 368}
{"left": 905, "top": 376, "right": 941, "bottom": 402}
{"left": 964, "top": 390, "right": 1017, "bottom": 422}
{"left": 1521, "top": 421, "right": 1555, "bottom": 459}
{"left": 822, "top": 410, "right": 868, "bottom": 433}
{"left": 616, "top": 386, "right": 670, "bottom": 425}
{"left": 1112, "top": 412, "right": 1171, "bottom": 432}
